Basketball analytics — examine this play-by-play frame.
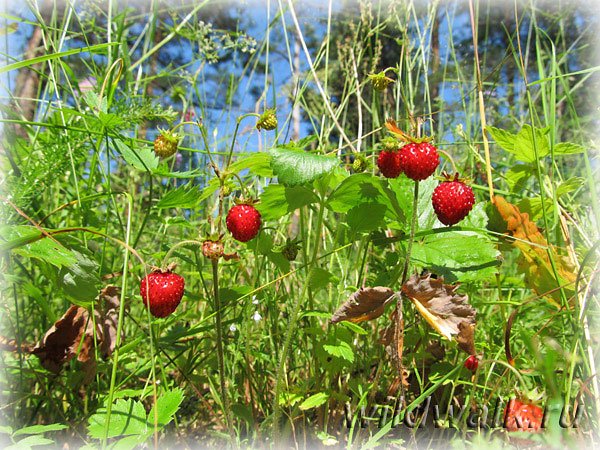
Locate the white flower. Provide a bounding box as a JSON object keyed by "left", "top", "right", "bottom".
{"left": 229, "top": 323, "right": 237, "bottom": 332}
{"left": 252, "top": 296, "right": 259, "bottom": 305}
{"left": 252, "top": 311, "right": 262, "bottom": 322}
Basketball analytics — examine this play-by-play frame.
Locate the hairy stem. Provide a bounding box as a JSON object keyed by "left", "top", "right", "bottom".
{"left": 212, "top": 259, "right": 235, "bottom": 442}
{"left": 273, "top": 198, "right": 326, "bottom": 443}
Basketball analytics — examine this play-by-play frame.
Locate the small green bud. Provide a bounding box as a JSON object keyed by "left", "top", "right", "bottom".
{"left": 256, "top": 109, "right": 278, "bottom": 131}
{"left": 368, "top": 71, "right": 394, "bottom": 91}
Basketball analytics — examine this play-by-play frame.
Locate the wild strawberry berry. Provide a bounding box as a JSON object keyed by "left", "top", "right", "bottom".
{"left": 282, "top": 242, "right": 300, "bottom": 261}
{"left": 256, "top": 109, "right": 277, "bottom": 131}
{"left": 504, "top": 399, "right": 544, "bottom": 432}
{"left": 464, "top": 355, "right": 478, "bottom": 372}
{"left": 352, "top": 154, "right": 369, "bottom": 173}
{"left": 431, "top": 180, "right": 475, "bottom": 226}
{"left": 377, "top": 150, "right": 402, "bottom": 178}
{"left": 368, "top": 71, "right": 394, "bottom": 91}
{"left": 202, "top": 240, "right": 224, "bottom": 260}
{"left": 226, "top": 204, "right": 262, "bottom": 242}
{"left": 153, "top": 131, "right": 180, "bottom": 158}
{"left": 382, "top": 137, "right": 399, "bottom": 153}
{"left": 140, "top": 270, "right": 185, "bottom": 318}
{"left": 398, "top": 142, "right": 439, "bottom": 181}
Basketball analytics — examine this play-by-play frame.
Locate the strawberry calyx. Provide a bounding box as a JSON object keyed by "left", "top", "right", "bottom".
{"left": 157, "top": 127, "right": 182, "bottom": 145}
{"left": 233, "top": 197, "right": 259, "bottom": 207}
{"left": 437, "top": 171, "right": 472, "bottom": 185}
{"left": 384, "top": 118, "right": 434, "bottom": 144}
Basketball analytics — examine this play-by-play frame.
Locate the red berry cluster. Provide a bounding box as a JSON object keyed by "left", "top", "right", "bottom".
{"left": 377, "top": 138, "right": 475, "bottom": 227}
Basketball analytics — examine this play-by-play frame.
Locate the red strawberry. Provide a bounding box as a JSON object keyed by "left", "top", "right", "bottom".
{"left": 398, "top": 142, "right": 439, "bottom": 181}
{"left": 431, "top": 179, "right": 475, "bottom": 226}
{"left": 504, "top": 399, "right": 544, "bottom": 432}
{"left": 140, "top": 270, "right": 185, "bottom": 318}
{"left": 377, "top": 150, "right": 402, "bottom": 178}
{"left": 226, "top": 204, "right": 261, "bottom": 242}
{"left": 464, "top": 355, "right": 478, "bottom": 372}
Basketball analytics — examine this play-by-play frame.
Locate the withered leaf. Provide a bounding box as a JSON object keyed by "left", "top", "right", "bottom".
{"left": 331, "top": 287, "right": 396, "bottom": 324}
{"left": 456, "top": 321, "right": 476, "bottom": 355}
{"left": 401, "top": 273, "right": 476, "bottom": 341}
{"left": 494, "top": 196, "right": 575, "bottom": 308}
{"left": 32, "top": 286, "right": 121, "bottom": 382}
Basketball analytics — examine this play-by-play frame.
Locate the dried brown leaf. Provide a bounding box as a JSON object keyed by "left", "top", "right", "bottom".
{"left": 32, "top": 286, "right": 121, "bottom": 382}
{"left": 456, "top": 321, "right": 476, "bottom": 355}
{"left": 401, "top": 273, "right": 476, "bottom": 341}
{"left": 331, "top": 287, "right": 395, "bottom": 324}
{"left": 494, "top": 196, "right": 576, "bottom": 308}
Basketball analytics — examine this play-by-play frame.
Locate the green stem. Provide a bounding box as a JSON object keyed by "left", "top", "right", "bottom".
{"left": 161, "top": 240, "right": 204, "bottom": 269}
{"left": 273, "top": 197, "right": 326, "bottom": 444}
{"left": 102, "top": 193, "right": 133, "bottom": 449}
{"left": 225, "top": 113, "right": 260, "bottom": 170}
{"left": 212, "top": 258, "right": 235, "bottom": 442}
{"left": 401, "top": 181, "right": 419, "bottom": 284}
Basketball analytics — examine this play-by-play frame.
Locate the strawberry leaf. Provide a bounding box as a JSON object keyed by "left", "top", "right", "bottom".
{"left": 0, "top": 226, "right": 77, "bottom": 268}
{"left": 269, "top": 147, "right": 339, "bottom": 187}
{"left": 410, "top": 232, "right": 500, "bottom": 283}
{"left": 155, "top": 182, "right": 199, "bottom": 209}
{"left": 487, "top": 126, "right": 517, "bottom": 153}
{"left": 113, "top": 139, "right": 159, "bottom": 171}
{"left": 257, "top": 184, "right": 318, "bottom": 221}
{"left": 87, "top": 398, "right": 147, "bottom": 438}
{"left": 554, "top": 142, "right": 585, "bottom": 155}
{"left": 346, "top": 202, "right": 386, "bottom": 232}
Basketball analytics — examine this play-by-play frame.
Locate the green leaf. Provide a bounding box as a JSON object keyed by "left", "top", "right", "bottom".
{"left": 57, "top": 245, "right": 100, "bottom": 306}
{"left": 199, "top": 178, "right": 220, "bottom": 201}
{"left": 113, "top": 139, "right": 159, "bottom": 171}
{"left": 98, "top": 112, "right": 125, "bottom": 128}
{"left": 554, "top": 142, "right": 585, "bottom": 155}
{"left": 410, "top": 232, "right": 500, "bottom": 283}
{"left": 513, "top": 125, "right": 551, "bottom": 162}
{"left": 518, "top": 196, "right": 553, "bottom": 221}
{"left": 295, "top": 134, "right": 318, "bottom": 149}
{"left": 230, "top": 152, "right": 273, "bottom": 177}
{"left": 12, "top": 435, "right": 55, "bottom": 447}
{"left": 257, "top": 184, "right": 318, "bottom": 221}
{"left": 504, "top": 164, "right": 534, "bottom": 192}
{"left": 346, "top": 202, "right": 386, "bottom": 232}
{"left": 309, "top": 267, "right": 337, "bottom": 291}
{"left": 557, "top": 177, "right": 585, "bottom": 196}
{"left": 1, "top": 226, "right": 77, "bottom": 268}
{"left": 267, "top": 250, "right": 291, "bottom": 274}
{"left": 0, "top": 42, "right": 119, "bottom": 75}
{"left": 151, "top": 168, "right": 204, "bottom": 179}
{"left": 323, "top": 341, "right": 355, "bottom": 363}
{"left": 148, "top": 388, "right": 184, "bottom": 429}
{"left": 327, "top": 173, "right": 387, "bottom": 213}
{"left": 87, "top": 399, "right": 147, "bottom": 438}
{"left": 299, "top": 392, "right": 329, "bottom": 410}
{"left": 155, "top": 183, "right": 199, "bottom": 209}
{"left": 487, "top": 126, "right": 517, "bottom": 152}
{"left": 340, "top": 321, "right": 368, "bottom": 335}
{"left": 388, "top": 176, "right": 437, "bottom": 230}
{"left": 231, "top": 404, "right": 254, "bottom": 426}
{"left": 269, "top": 147, "right": 339, "bottom": 187}
{"left": 0, "top": 425, "right": 13, "bottom": 435}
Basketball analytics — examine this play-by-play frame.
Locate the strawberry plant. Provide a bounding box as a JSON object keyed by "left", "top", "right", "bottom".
{"left": 0, "top": 2, "right": 598, "bottom": 450}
